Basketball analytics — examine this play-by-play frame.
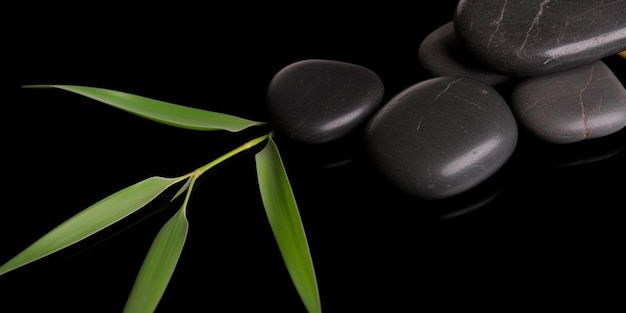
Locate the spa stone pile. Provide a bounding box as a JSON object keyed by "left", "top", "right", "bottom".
{"left": 266, "top": 0, "right": 626, "bottom": 200}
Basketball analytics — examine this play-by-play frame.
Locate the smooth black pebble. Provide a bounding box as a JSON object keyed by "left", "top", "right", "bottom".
{"left": 266, "top": 59, "right": 384, "bottom": 144}
{"left": 510, "top": 60, "right": 626, "bottom": 144}
{"left": 365, "top": 76, "right": 518, "bottom": 200}
{"left": 453, "top": 0, "right": 626, "bottom": 76}
{"left": 418, "top": 21, "right": 510, "bottom": 86}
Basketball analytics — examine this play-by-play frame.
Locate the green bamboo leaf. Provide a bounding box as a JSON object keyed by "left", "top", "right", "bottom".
{"left": 0, "top": 175, "right": 187, "bottom": 276}
{"left": 123, "top": 206, "right": 189, "bottom": 313}
{"left": 255, "top": 136, "right": 322, "bottom": 313}
{"left": 23, "top": 85, "right": 266, "bottom": 132}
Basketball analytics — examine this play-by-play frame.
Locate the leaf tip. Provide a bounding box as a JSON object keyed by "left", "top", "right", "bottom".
{"left": 21, "top": 84, "right": 53, "bottom": 89}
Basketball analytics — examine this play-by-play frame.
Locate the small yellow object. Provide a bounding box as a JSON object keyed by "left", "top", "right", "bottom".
{"left": 619, "top": 51, "right": 626, "bottom": 58}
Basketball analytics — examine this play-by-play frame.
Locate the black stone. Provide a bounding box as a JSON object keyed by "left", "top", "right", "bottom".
{"left": 418, "top": 21, "right": 510, "bottom": 86}
{"left": 509, "top": 60, "right": 626, "bottom": 144}
{"left": 266, "top": 59, "right": 384, "bottom": 144}
{"left": 365, "top": 76, "right": 518, "bottom": 200}
{"left": 453, "top": 0, "right": 626, "bottom": 76}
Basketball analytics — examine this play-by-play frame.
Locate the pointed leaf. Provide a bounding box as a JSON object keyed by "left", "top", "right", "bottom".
{"left": 0, "top": 176, "right": 187, "bottom": 276}
{"left": 23, "top": 85, "right": 266, "bottom": 132}
{"left": 123, "top": 206, "right": 189, "bottom": 313}
{"left": 255, "top": 136, "right": 321, "bottom": 313}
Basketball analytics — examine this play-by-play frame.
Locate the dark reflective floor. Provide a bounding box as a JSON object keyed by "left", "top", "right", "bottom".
{"left": 4, "top": 1, "right": 625, "bottom": 312}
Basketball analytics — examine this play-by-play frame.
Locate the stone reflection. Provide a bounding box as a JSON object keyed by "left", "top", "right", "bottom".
{"left": 414, "top": 167, "right": 508, "bottom": 220}
{"left": 540, "top": 131, "right": 626, "bottom": 167}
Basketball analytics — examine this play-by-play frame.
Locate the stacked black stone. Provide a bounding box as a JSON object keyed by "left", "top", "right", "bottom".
{"left": 265, "top": 0, "right": 626, "bottom": 201}
{"left": 452, "top": 0, "right": 626, "bottom": 77}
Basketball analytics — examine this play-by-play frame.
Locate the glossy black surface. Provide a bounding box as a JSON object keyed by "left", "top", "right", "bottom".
{"left": 454, "top": 0, "right": 626, "bottom": 76}
{"left": 266, "top": 59, "right": 384, "bottom": 144}
{"left": 4, "top": 1, "right": 626, "bottom": 312}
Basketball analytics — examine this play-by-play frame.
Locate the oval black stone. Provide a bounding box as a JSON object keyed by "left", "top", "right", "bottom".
{"left": 453, "top": 0, "right": 626, "bottom": 76}
{"left": 509, "top": 60, "right": 626, "bottom": 144}
{"left": 365, "top": 76, "right": 518, "bottom": 200}
{"left": 266, "top": 59, "right": 384, "bottom": 144}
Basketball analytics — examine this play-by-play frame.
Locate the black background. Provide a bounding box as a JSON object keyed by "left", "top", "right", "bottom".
{"left": 3, "top": 1, "right": 625, "bottom": 312}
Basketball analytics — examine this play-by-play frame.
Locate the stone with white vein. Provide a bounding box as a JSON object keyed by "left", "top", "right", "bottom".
{"left": 453, "top": 0, "right": 626, "bottom": 76}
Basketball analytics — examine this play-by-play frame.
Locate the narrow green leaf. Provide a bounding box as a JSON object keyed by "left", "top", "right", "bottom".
{"left": 0, "top": 175, "right": 186, "bottom": 276}
{"left": 255, "top": 136, "right": 322, "bottom": 313}
{"left": 123, "top": 206, "right": 189, "bottom": 313}
{"left": 23, "top": 85, "right": 266, "bottom": 132}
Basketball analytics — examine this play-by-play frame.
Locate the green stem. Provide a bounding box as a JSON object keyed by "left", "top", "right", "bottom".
{"left": 178, "top": 131, "right": 273, "bottom": 217}
{"left": 196, "top": 132, "right": 272, "bottom": 176}
{"left": 180, "top": 177, "right": 197, "bottom": 219}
